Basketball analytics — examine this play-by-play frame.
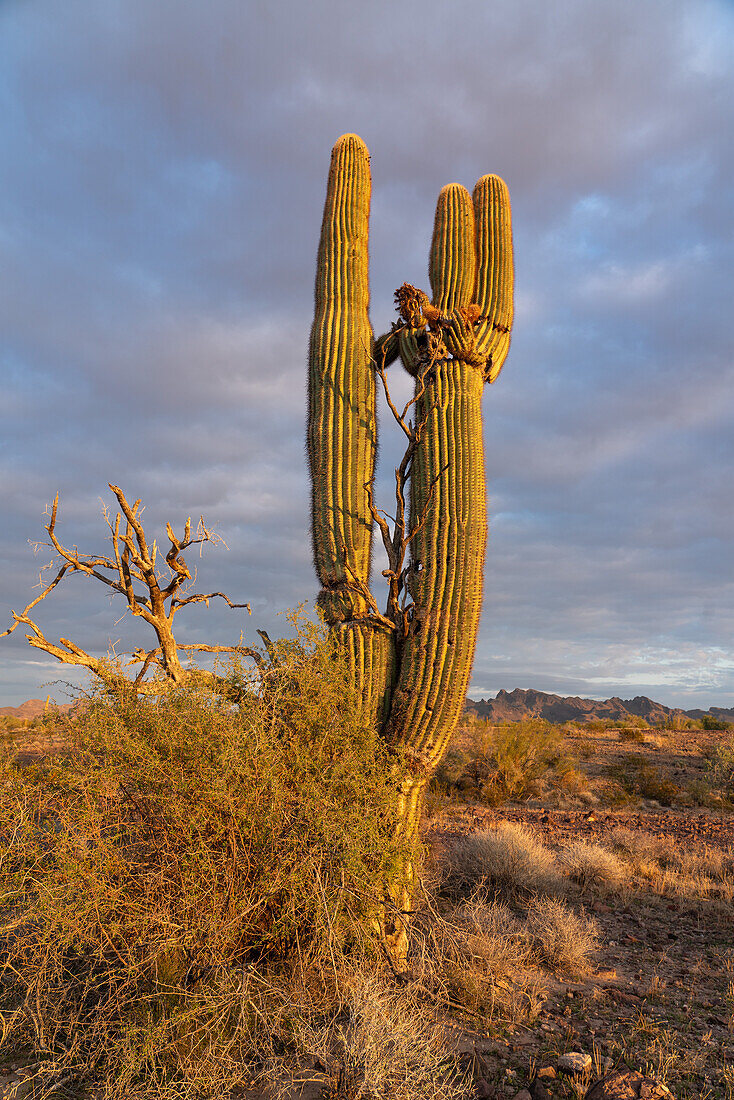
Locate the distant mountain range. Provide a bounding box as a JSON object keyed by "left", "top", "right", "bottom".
{"left": 0, "top": 698, "right": 76, "bottom": 719}
{"left": 465, "top": 688, "right": 734, "bottom": 725}
{"left": 2, "top": 689, "right": 733, "bottom": 726}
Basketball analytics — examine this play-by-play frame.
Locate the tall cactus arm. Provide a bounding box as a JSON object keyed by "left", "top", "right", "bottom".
{"left": 473, "top": 174, "right": 514, "bottom": 382}
{"left": 429, "top": 183, "right": 476, "bottom": 312}
{"left": 308, "top": 134, "right": 395, "bottom": 725}
{"left": 308, "top": 133, "right": 376, "bottom": 622}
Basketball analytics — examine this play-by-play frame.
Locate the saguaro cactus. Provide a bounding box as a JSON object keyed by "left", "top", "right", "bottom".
{"left": 308, "top": 135, "right": 514, "bottom": 952}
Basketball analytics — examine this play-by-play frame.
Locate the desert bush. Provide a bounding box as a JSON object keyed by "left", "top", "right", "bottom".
{"left": 635, "top": 766, "right": 682, "bottom": 805}
{"left": 687, "top": 777, "right": 734, "bottom": 810}
{"left": 431, "top": 746, "right": 476, "bottom": 796}
{"left": 664, "top": 713, "right": 700, "bottom": 731}
{"left": 526, "top": 896, "right": 599, "bottom": 974}
{"left": 492, "top": 720, "right": 578, "bottom": 800}
{"left": 559, "top": 840, "right": 627, "bottom": 892}
{"left": 706, "top": 740, "right": 734, "bottom": 791}
{"left": 607, "top": 757, "right": 681, "bottom": 805}
{"left": 0, "top": 617, "right": 409, "bottom": 1098}
{"left": 619, "top": 726, "right": 647, "bottom": 743}
{"left": 0, "top": 714, "right": 48, "bottom": 740}
{"left": 702, "top": 713, "right": 733, "bottom": 731}
{"left": 432, "top": 719, "right": 579, "bottom": 805}
{"left": 576, "top": 735, "right": 596, "bottom": 760}
{"left": 596, "top": 776, "right": 637, "bottom": 807}
{"left": 441, "top": 822, "right": 565, "bottom": 901}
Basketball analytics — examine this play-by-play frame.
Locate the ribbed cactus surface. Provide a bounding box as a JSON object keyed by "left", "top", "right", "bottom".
{"left": 308, "top": 134, "right": 374, "bottom": 610}
{"left": 387, "top": 178, "right": 513, "bottom": 768}
{"left": 472, "top": 174, "right": 514, "bottom": 380}
{"left": 308, "top": 136, "right": 514, "bottom": 945}
{"left": 308, "top": 134, "right": 394, "bottom": 723}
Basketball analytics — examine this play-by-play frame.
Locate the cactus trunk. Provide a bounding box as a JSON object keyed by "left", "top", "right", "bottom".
{"left": 386, "top": 358, "right": 487, "bottom": 767}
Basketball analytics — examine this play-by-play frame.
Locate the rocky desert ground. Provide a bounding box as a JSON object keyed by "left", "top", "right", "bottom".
{"left": 0, "top": 704, "right": 732, "bottom": 1100}
{"left": 421, "top": 716, "right": 734, "bottom": 1099}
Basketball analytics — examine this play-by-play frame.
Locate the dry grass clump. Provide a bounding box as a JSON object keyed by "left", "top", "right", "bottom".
{"left": 559, "top": 840, "right": 627, "bottom": 893}
{"left": 609, "top": 827, "right": 734, "bottom": 902}
{"left": 431, "top": 895, "right": 543, "bottom": 1023}
{"left": 264, "top": 971, "right": 472, "bottom": 1100}
{"left": 609, "top": 826, "right": 662, "bottom": 866}
{"left": 406, "top": 892, "right": 545, "bottom": 1026}
{"left": 526, "top": 896, "right": 599, "bottom": 974}
{"left": 442, "top": 822, "right": 566, "bottom": 901}
{"left": 0, "top": 619, "right": 411, "bottom": 1099}
{"left": 656, "top": 869, "right": 717, "bottom": 900}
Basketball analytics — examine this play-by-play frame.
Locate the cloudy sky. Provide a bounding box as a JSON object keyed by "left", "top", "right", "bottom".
{"left": 1, "top": 0, "right": 733, "bottom": 709}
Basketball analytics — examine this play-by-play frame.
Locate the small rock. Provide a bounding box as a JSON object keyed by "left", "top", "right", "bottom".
{"left": 536, "top": 1067, "right": 556, "bottom": 1080}
{"left": 583, "top": 1070, "right": 674, "bottom": 1100}
{"left": 476, "top": 1077, "right": 493, "bottom": 1099}
{"left": 530, "top": 1079, "right": 552, "bottom": 1100}
{"left": 512, "top": 1091, "right": 532, "bottom": 1100}
{"left": 558, "top": 1052, "right": 592, "bottom": 1075}
{"left": 610, "top": 990, "right": 641, "bottom": 1005}
{"left": 512, "top": 1033, "right": 535, "bottom": 1047}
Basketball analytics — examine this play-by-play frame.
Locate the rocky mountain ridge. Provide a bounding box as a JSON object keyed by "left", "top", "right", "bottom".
{"left": 465, "top": 687, "right": 734, "bottom": 725}
{"left": 0, "top": 698, "right": 76, "bottom": 719}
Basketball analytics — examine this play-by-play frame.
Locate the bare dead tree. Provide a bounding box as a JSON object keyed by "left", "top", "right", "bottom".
{"left": 365, "top": 326, "right": 448, "bottom": 652}
{"left": 2, "top": 484, "right": 259, "bottom": 697}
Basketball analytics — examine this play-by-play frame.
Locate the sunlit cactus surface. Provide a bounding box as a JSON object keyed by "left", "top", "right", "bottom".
{"left": 308, "top": 134, "right": 514, "bottom": 932}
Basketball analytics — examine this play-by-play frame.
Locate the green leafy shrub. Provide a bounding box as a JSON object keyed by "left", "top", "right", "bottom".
{"left": 432, "top": 718, "right": 580, "bottom": 805}
{"left": 606, "top": 756, "right": 681, "bottom": 806}
{"left": 492, "top": 720, "right": 579, "bottom": 800}
{"left": 702, "top": 713, "right": 733, "bottom": 731}
{"left": 0, "top": 617, "right": 408, "bottom": 1098}
{"left": 705, "top": 739, "right": 734, "bottom": 791}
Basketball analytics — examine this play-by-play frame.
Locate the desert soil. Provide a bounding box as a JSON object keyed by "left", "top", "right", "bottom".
{"left": 423, "top": 720, "right": 734, "bottom": 1099}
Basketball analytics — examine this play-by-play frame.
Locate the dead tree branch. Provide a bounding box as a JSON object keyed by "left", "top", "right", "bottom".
{"left": 2, "top": 486, "right": 256, "bottom": 696}
{"left": 368, "top": 337, "right": 448, "bottom": 644}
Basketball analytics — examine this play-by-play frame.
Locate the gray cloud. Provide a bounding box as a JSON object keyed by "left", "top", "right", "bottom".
{"left": 1, "top": 0, "right": 733, "bottom": 708}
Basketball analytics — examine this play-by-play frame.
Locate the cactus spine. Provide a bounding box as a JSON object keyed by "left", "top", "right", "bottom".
{"left": 308, "top": 136, "right": 513, "bottom": 951}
